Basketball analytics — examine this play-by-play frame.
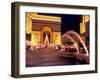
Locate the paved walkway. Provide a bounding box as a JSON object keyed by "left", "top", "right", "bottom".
{"left": 26, "top": 48, "right": 88, "bottom": 67}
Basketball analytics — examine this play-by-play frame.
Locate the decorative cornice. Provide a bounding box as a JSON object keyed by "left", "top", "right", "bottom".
{"left": 27, "top": 12, "right": 61, "bottom": 22}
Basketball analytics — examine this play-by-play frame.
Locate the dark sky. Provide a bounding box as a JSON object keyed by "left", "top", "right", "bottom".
{"left": 38, "top": 13, "right": 81, "bottom": 35}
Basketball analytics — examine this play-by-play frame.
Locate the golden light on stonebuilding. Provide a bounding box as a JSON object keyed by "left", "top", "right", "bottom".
{"left": 80, "top": 22, "right": 85, "bottom": 33}
{"left": 26, "top": 12, "right": 61, "bottom": 46}
{"left": 80, "top": 15, "right": 90, "bottom": 34}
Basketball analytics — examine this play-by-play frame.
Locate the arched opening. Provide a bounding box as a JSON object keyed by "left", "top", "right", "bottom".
{"left": 42, "top": 27, "right": 52, "bottom": 44}
{"left": 43, "top": 31, "right": 51, "bottom": 43}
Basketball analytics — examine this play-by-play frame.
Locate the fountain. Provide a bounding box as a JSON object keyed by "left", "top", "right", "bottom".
{"left": 62, "top": 34, "right": 79, "bottom": 54}
{"left": 62, "top": 31, "right": 89, "bottom": 56}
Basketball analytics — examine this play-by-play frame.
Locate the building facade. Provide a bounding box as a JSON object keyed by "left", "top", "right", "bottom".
{"left": 80, "top": 15, "right": 90, "bottom": 44}
{"left": 26, "top": 12, "right": 61, "bottom": 46}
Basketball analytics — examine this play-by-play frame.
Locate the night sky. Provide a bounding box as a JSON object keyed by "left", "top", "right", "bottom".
{"left": 38, "top": 13, "right": 81, "bottom": 35}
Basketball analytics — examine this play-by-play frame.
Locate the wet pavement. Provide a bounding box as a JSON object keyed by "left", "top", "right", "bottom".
{"left": 26, "top": 48, "right": 88, "bottom": 67}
